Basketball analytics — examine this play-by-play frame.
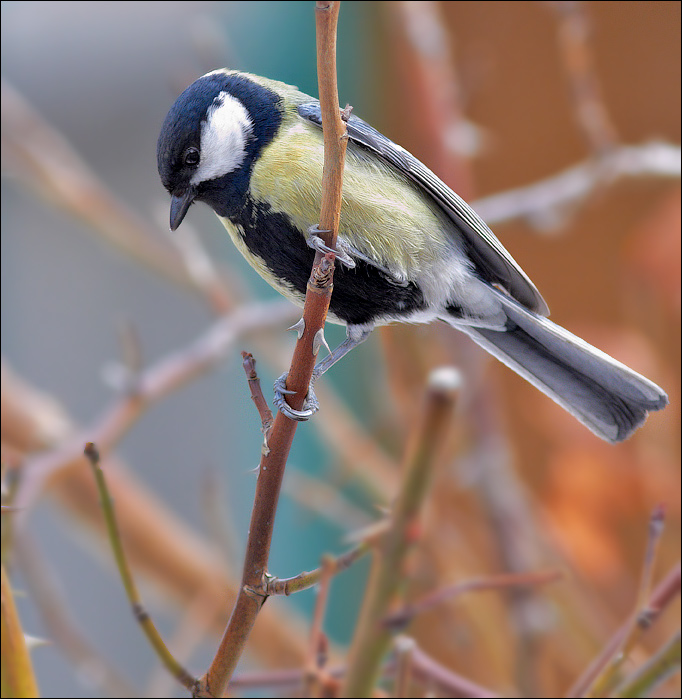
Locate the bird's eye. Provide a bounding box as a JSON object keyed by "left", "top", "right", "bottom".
{"left": 183, "top": 147, "right": 200, "bottom": 167}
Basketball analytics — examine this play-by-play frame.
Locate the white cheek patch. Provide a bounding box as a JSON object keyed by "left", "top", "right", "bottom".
{"left": 191, "top": 92, "right": 254, "bottom": 184}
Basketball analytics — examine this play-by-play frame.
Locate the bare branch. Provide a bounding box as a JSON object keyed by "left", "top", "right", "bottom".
{"left": 474, "top": 142, "right": 681, "bottom": 231}
{"left": 547, "top": 1, "right": 619, "bottom": 154}
{"left": 342, "top": 367, "right": 460, "bottom": 697}
{"left": 14, "top": 300, "right": 296, "bottom": 517}
{"left": 83, "top": 443, "right": 198, "bottom": 693}
{"left": 264, "top": 542, "right": 370, "bottom": 596}
{"left": 241, "top": 352, "right": 274, "bottom": 438}
{"left": 385, "top": 569, "right": 563, "bottom": 630}
{"left": 197, "top": 4, "right": 348, "bottom": 695}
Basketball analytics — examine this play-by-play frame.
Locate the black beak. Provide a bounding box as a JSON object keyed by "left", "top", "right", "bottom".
{"left": 169, "top": 187, "right": 197, "bottom": 231}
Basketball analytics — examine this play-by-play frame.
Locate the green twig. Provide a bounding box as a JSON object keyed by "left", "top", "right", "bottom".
{"left": 341, "top": 367, "right": 460, "bottom": 697}
{"left": 265, "top": 542, "right": 370, "bottom": 596}
{"left": 83, "top": 443, "right": 198, "bottom": 693}
{"left": 613, "top": 630, "right": 681, "bottom": 698}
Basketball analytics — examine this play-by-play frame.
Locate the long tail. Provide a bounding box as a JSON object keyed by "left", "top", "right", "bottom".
{"left": 450, "top": 294, "right": 668, "bottom": 442}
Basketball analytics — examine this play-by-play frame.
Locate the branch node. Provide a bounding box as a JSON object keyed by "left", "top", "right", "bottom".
{"left": 310, "top": 254, "right": 335, "bottom": 288}
{"left": 242, "top": 583, "right": 269, "bottom": 602}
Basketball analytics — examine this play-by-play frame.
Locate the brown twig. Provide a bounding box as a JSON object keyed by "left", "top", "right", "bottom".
{"left": 303, "top": 555, "right": 335, "bottom": 697}
{"left": 568, "top": 552, "right": 679, "bottom": 697}
{"left": 241, "top": 352, "right": 274, "bottom": 438}
{"left": 409, "top": 644, "right": 500, "bottom": 698}
{"left": 473, "top": 142, "right": 681, "bottom": 232}
{"left": 1, "top": 78, "right": 239, "bottom": 312}
{"left": 2, "top": 361, "right": 309, "bottom": 672}
{"left": 582, "top": 505, "right": 666, "bottom": 697}
{"left": 13, "top": 300, "right": 296, "bottom": 518}
{"left": 547, "top": 1, "right": 619, "bottom": 156}
{"left": 197, "top": 4, "right": 348, "bottom": 695}
{"left": 342, "top": 367, "right": 460, "bottom": 697}
{"left": 385, "top": 569, "right": 564, "bottom": 630}
{"left": 389, "top": 0, "right": 475, "bottom": 199}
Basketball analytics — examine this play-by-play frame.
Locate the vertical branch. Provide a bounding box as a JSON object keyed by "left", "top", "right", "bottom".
{"left": 199, "top": 3, "right": 348, "bottom": 696}
{"left": 342, "top": 368, "right": 460, "bottom": 697}
{"left": 548, "top": 0, "right": 619, "bottom": 155}
{"left": 283, "top": 0, "right": 348, "bottom": 409}
{"left": 315, "top": 0, "right": 346, "bottom": 249}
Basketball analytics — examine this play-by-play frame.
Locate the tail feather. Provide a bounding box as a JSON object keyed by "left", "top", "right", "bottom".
{"left": 452, "top": 295, "right": 668, "bottom": 442}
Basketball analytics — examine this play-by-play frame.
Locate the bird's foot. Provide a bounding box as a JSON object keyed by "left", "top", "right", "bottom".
{"left": 306, "top": 225, "right": 356, "bottom": 268}
{"left": 273, "top": 372, "right": 320, "bottom": 421}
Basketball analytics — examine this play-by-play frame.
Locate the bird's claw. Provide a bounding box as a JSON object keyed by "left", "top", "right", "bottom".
{"left": 273, "top": 372, "right": 320, "bottom": 421}
{"left": 306, "top": 225, "right": 356, "bottom": 269}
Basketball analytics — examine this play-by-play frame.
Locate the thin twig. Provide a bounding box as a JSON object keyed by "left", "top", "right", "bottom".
{"left": 409, "top": 644, "right": 500, "bottom": 698}
{"left": 568, "top": 529, "right": 678, "bottom": 698}
{"left": 197, "top": 4, "right": 348, "bottom": 695}
{"left": 2, "top": 361, "right": 309, "bottom": 671}
{"left": 583, "top": 505, "right": 666, "bottom": 697}
{"left": 473, "top": 142, "right": 681, "bottom": 231}
{"left": 226, "top": 645, "right": 499, "bottom": 698}
{"left": 83, "top": 443, "right": 198, "bottom": 693}
{"left": 144, "top": 590, "right": 223, "bottom": 699}
{"left": 14, "top": 300, "right": 296, "bottom": 518}
{"left": 385, "top": 569, "right": 563, "bottom": 629}
{"left": 303, "top": 555, "right": 335, "bottom": 697}
{"left": 1, "top": 78, "right": 240, "bottom": 309}
{"left": 264, "top": 542, "right": 370, "bottom": 596}
{"left": 547, "top": 1, "right": 619, "bottom": 155}
{"left": 342, "top": 367, "right": 461, "bottom": 697}
{"left": 241, "top": 351, "right": 274, "bottom": 438}
{"left": 613, "top": 630, "right": 681, "bottom": 698}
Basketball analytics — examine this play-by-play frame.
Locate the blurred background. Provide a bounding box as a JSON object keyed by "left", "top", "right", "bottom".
{"left": 1, "top": 1, "right": 679, "bottom": 697}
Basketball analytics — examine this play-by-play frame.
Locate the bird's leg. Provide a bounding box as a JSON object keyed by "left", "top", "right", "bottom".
{"left": 306, "top": 225, "right": 356, "bottom": 268}
{"left": 274, "top": 324, "right": 373, "bottom": 421}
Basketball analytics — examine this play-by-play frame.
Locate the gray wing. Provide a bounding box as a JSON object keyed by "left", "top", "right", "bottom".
{"left": 298, "top": 102, "right": 549, "bottom": 316}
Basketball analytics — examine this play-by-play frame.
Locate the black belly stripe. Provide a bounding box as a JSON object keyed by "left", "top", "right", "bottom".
{"left": 230, "top": 197, "right": 426, "bottom": 326}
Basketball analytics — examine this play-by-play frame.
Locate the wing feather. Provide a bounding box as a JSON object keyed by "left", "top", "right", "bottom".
{"left": 297, "top": 102, "right": 549, "bottom": 315}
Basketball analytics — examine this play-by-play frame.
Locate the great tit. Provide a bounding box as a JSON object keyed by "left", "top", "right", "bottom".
{"left": 157, "top": 69, "right": 668, "bottom": 442}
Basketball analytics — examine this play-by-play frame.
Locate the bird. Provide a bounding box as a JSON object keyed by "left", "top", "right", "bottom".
{"left": 157, "top": 69, "right": 668, "bottom": 442}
